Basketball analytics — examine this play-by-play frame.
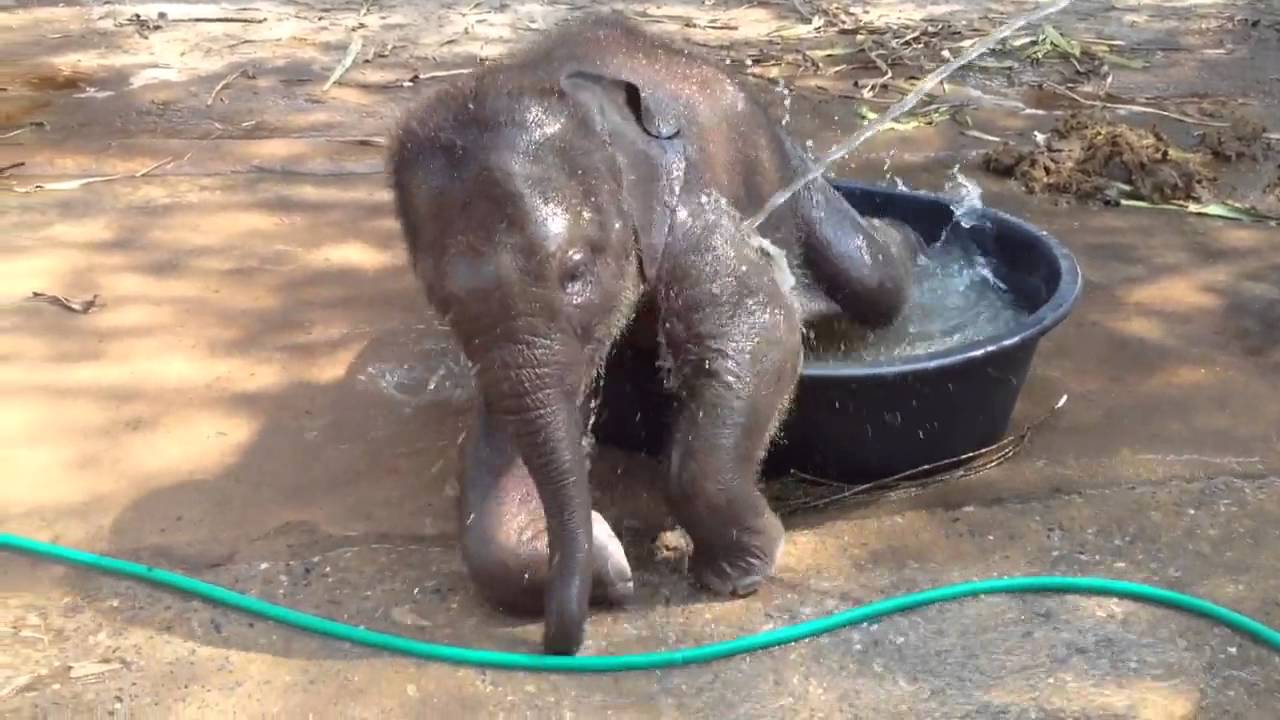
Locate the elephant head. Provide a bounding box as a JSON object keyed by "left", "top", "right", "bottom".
{"left": 389, "top": 63, "right": 688, "bottom": 654}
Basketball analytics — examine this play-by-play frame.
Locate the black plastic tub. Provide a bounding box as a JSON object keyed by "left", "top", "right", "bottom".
{"left": 592, "top": 180, "right": 1082, "bottom": 482}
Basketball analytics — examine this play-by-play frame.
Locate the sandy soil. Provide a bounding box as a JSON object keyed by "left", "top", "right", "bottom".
{"left": 2, "top": 0, "right": 1279, "bottom": 717}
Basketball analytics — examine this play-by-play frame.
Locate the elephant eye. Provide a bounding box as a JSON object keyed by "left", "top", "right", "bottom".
{"left": 562, "top": 248, "right": 591, "bottom": 297}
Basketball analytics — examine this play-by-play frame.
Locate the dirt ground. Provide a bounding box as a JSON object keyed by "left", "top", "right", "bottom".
{"left": 2, "top": 0, "right": 1279, "bottom": 717}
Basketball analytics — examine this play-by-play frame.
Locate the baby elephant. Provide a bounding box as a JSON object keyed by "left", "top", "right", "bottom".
{"left": 389, "top": 15, "right": 920, "bottom": 654}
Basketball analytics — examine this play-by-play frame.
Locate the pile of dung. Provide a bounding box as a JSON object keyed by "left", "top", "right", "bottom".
{"left": 1200, "top": 114, "right": 1268, "bottom": 161}
{"left": 983, "top": 111, "right": 1215, "bottom": 205}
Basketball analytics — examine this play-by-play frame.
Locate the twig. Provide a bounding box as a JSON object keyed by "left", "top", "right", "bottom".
{"left": 383, "top": 67, "right": 474, "bottom": 88}
{"left": 1042, "top": 82, "right": 1227, "bottom": 126}
{"left": 207, "top": 68, "right": 246, "bottom": 107}
{"left": 171, "top": 16, "right": 267, "bottom": 24}
{"left": 326, "top": 136, "right": 387, "bottom": 147}
{"left": 323, "top": 36, "right": 364, "bottom": 93}
{"left": 1045, "top": 82, "right": 1280, "bottom": 141}
{"left": 1, "top": 127, "right": 31, "bottom": 139}
{"left": 746, "top": 0, "right": 1077, "bottom": 229}
{"left": 960, "top": 128, "right": 1005, "bottom": 142}
{"left": 11, "top": 157, "right": 173, "bottom": 193}
{"left": 0, "top": 161, "right": 25, "bottom": 175}
{"left": 135, "top": 156, "right": 175, "bottom": 176}
{"left": 862, "top": 48, "right": 894, "bottom": 98}
{"left": 779, "top": 395, "right": 1068, "bottom": 515}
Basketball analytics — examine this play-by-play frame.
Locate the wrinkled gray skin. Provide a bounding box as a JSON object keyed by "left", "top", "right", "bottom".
{"left": 389, "top": 15, "right": 920, "bottom": 655}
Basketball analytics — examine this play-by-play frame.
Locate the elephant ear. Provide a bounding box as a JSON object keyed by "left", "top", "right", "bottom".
{"left": 560, "top": 71, "right": 686, "bottom": 283}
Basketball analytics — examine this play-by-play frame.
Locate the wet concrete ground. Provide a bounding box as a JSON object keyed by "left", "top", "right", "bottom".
{"left": 2, "top": 0, "right": 1279, "bottom": 717}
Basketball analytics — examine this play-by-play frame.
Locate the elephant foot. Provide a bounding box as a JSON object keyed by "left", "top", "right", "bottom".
{"left": 462, "top": 506, "right": 634, "bottom": 615}
{"left": 590, "top": 510, "right": 635, "bottom": 606}
{"left": 689, "top": 511, "right": 784, "bottom": 598}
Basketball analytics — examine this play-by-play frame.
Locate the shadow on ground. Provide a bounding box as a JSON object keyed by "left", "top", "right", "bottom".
{"left": 4, "top": 0, "right": 1280, "bottom": 715}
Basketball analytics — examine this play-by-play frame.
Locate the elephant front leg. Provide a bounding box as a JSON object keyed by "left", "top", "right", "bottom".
{"left": 457, "top": 408, "right": 634, "bottom": 613}
{"left": 656, "top": 226, "right": 803, "bottom": 597}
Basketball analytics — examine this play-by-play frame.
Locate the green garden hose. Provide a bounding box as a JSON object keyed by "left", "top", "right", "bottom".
{"left": 3, "top": 532, "right": 1278, "bottom": 673}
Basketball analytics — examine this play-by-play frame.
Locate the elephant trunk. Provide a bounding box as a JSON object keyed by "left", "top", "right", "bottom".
{"left": 476, "top": 335, "right": 593, "bottom": 655}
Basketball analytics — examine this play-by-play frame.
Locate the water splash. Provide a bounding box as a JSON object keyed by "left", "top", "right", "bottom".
{"left": 944, "top": 166, "right": 985, "bottom": 230}
{"left": 806, "top": 252, "right": 1026, "bottom": 363}
{"left": 806, "top": 177, "right": 1027, "bottom": 363}
{"left": 941, "top": 168, "right": 1007, "bottom": 292}
{"left": 776, "top": 79, "right": 794, "bottom": 128}
{"left": 745, "top": 0, "right": 1077, "bottom": 229}
{"left": 358, "top": 339, "right": 474, "bottom": 405}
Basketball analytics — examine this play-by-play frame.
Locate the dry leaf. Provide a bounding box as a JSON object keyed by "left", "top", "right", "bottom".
{"left": 26, "top": 291, "right": 103, "bottom": 314}
{"left": 323, "top": 36, "right": 364, "bottom": 93}
{"left": 390, "top": 605, "right": 432, "bottom": 627}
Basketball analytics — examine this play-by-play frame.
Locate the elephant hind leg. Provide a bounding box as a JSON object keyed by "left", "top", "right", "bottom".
{"left": 796, "top": 181, "right": 922, "bottom": 329}
{"left": 458, "top": 409, "right": 634, "bottom": 614}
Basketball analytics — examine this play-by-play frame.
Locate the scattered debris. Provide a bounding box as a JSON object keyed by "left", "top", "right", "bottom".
{"left": 960, "top": 128, "right": 1005, "bottom": 143}
{"left": 171, "top": 16, "right": 268, "bottom": 25}
{"left": 207, "top": 67, "right": 249, "bottom": 107}
{"left": 748, "top": 0, "right": 1077, "bottom": 229}
{"left": 25, "top": 292, "right": 103, "bottom": 314}
{"left": 325, "top": 137, "right": 387, "bottom": 147}
{"left": 856, "top": 102, "right": 960, "bottom": 132}
{"left": 12, "top": 156, "right": 173, "bottom": 193}
{"left": 13, "top": 174, "right": 126, "bottom": 193}
{"left": 115, "top": 10, "right": 265, "bottom": 31}
{"left": 72, "top": 88, "right": 115, "bottom": 99}
{"left": 1020, "top": 23, "right": 1082, "bottom": 63}
{"left": 1118, "top": 198, "right": 1279, "bottom": 224}
{"left": 0, "top": 674, "right": 37, "bottom": 699}
{"left": 1042, "top": 82, "right": 1278, "bottom": 135}
{"left": 323, "top": 36, "right": 365, "bottom": 93}
{"left": 67, "top": 661, "right": 123, "bottom": 681}
{"left": 114, "top": 11, "right": 167, "bottom": 38}
{"left": 389, "top": 605, "right": 432, "bottom": 627}
{"left": 652, "top": 528, "right": 692, "bottom": 573}
{"left": 1199, "top": 114, "right": 1269, "bottom": 161}
{"left": 18, "top": 630, "right": 49, "bottom": 646}
{"left": 985, "top": 98, "right": 1277, "bottom": 224}
{"left": 364, "top": 41, "right": 400, "bottom": 63}
{"left": 983, "top": 111, "right": 1213, "bottom": 205}
{"left": 1018, "top": 23, "right": 1140, "bottom": 69}
{"left": 0, "top": 121, "right": 49, "bottom": 140}
{"left": 384, "top": 67, "right": 474, "bottom": 88}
